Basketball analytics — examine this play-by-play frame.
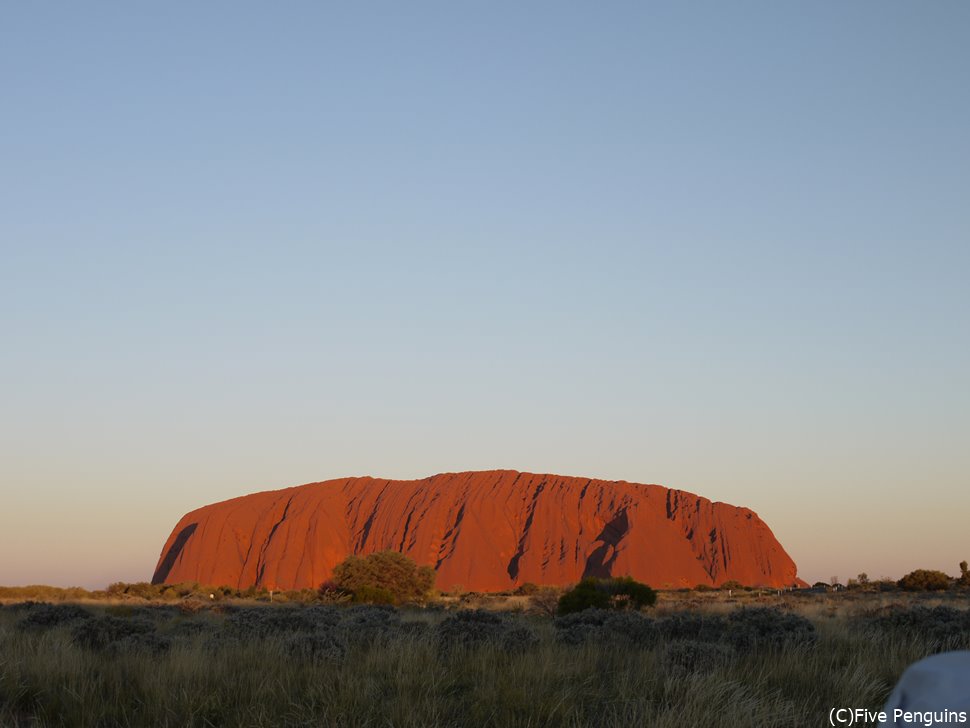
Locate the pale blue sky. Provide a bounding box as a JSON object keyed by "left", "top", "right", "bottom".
{"left": 2, "top": 3, "right": 968, "bottom": 588}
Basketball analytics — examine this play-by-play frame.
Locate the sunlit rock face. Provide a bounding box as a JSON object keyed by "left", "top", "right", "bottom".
{"left": 153, "top": 470, "right": 804, "bottom": 591}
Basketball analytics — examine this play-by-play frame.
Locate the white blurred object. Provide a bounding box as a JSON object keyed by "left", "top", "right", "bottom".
{"left": 880, "top": 651, "right": 970, "bottom": 726}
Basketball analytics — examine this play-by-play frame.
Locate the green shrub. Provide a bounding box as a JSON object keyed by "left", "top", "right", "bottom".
{"left": 720, "top": 580, "right": 745, "bottom": 591}
{"left": 557, "top": 576, "right": 656, "bottom": 615}
{"left": 328, "top": 551, "right": 435, "bottom": 605}
{"left": 558, "top": 581, "right": 611, "bottom": 613}
{"left": 897, "top": 569, "right": 951, "bottom": 591}
{"left": 352, "top": 585, "right": 396, "bottom": 604}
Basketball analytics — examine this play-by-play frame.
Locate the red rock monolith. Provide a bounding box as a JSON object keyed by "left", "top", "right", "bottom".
{"left": 152, "top": 470, "right": 804, "bottom": 591}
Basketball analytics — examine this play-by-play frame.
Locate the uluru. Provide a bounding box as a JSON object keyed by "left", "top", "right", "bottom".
{"left": 152, "top": 470, "right": 803, "bottom": 591}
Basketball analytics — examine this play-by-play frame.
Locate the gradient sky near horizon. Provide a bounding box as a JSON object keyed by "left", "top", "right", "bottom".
{"left": 2, "top": 3, "right": 968, "bottom": 589}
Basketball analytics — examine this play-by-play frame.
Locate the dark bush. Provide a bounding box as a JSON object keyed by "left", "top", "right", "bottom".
{"left": 554, "top": 623, "right": 593, "bottom": 646}
{"left": 71, "top": 616, "right": 155, "bottom": 651}
{"left": 898, "top": 569, "right": 952, "bottom": 592}
{"left": 554, "top": 609, "right": 611, "bottom": 629}
{"left": 224, "top": 607, "right": 320, "bottom": 638}
{"left": 435, "top": 609, "right": 505, "bottom": 649}
{"left": 657, "top": 612, "right": 727, "bottom": 642}
{"left": 302, "top": 605, "right": 342, "bottom": 629}
{"left": 329, "top": 551, "right": 435, "bottom": 605}
{"left": 725, "top": 608, "right": 817, "bottom": 653}
{"left": 860, "top": 605, "right": 970, "bottom": 651}
{"left": 601, "top": 612, "right": 659, "bottom": 648}
{"left": 553, "top": 608, "right": 658, "bottom": 647}
{"left": 558, "top": 581, "right": 611, "bottom": 613}
{"left": 435, "top": 610, "right": 538, "bottom": 653}
{"left": 553, "top": 608, "right": 611, "bottom": 645}
{"left": 499, "top": 623, "right": 541, "bottom": 653}
{"left": 4, "top": 601, "right": 40, "bottom": 613}
{"left": 553, "top": 608, "right": 615, "bottom": 645}
{"left": 336, "top": 605, "right": 402, "bottom": 647}
{"left": 557, "top": 577, "right": 656, "bottom": 615}
{"left": 17, "top": 604, "right": 92, "bottom": 631}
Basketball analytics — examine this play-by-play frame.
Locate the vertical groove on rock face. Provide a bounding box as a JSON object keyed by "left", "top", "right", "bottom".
{"left": 506, "top": 479, "right": 546, "bottom": 581}
{"left": 256, "top": 494, "right": 296, "bottom": 586}
{"left": 354, "top": 480, "right": 392, "bottom": 552}
{"left": 397, "top": 504, "right": 416, "bottom": 554}
{"left": 153, "top": 470, "right": 805, "bottom": 591}
{"left": 435, "top": 503, "right": 466, "bottom": 569}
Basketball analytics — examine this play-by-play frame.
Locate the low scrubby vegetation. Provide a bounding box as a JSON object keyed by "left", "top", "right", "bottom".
{"left": 3, "top": 566, "right": 970, "bottom": 726}
{"left": 855, "top": 604, "right": 970, "bottom": 652}
{"left": 2, "top": 593, "right": 969, "bottom": 727}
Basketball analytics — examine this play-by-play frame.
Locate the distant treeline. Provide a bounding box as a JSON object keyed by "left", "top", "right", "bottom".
{"left": 0, "top": 580, "right": 772, "bottom": 604}
{"left": 0, "top": 585, "right": 100, "bottom": 602}
{"left": 3, "top": 563, "right": 968, "bottom": 604}
{"left": 0, "top": 582, "right": 319, "bottom": 603}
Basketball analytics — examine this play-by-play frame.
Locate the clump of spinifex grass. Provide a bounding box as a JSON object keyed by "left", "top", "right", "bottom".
{"left": 0, "top": 601, "right": 967, "bottom": 727}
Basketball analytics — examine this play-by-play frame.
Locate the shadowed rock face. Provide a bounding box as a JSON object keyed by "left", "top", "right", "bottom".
{"left": 152, "top": 470, "right": 804, "bottom": 591}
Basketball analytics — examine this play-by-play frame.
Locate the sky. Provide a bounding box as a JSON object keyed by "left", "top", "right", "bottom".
{"left": 1, "top": 2, "right": 968, "bottom": 589}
